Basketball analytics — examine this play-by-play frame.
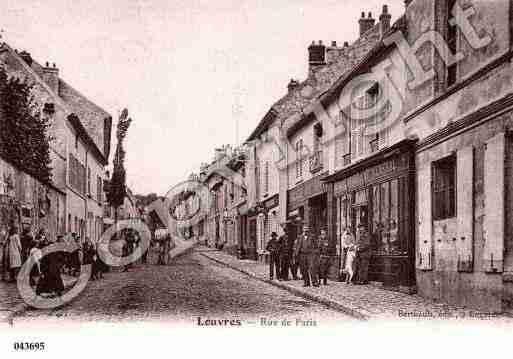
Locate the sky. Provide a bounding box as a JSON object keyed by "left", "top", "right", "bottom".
{"left": 1, "top": 0, "right": 403, "bottom": 196}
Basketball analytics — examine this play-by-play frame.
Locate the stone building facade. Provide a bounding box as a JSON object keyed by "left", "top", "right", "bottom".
{"left": 0, "top": 42, "right": 112, "bottom": 243}
{"left": 185, "top": 0, "right": 513, "bottom": 312}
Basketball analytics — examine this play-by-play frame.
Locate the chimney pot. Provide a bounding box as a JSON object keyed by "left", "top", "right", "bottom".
{"left": 331, "top": 40, "right": 337, "bottom": 47}
{"left": 379, "top": 4, "right": 392, "bottom": 36}
{"left": 308, "top": 40, "right": 326, "bottom": 71}
{"left": 361, "top": 11, "right": 365, "bottom": 18}
{"left": 359, "top": 10, "right": 376, "bottom": 36}
{"left": 344, "top": 41, "right": 349, "bottom": 47}
{"left": 53, "top": 63, "right": 56, "bottom": 68}
{"left": 45, "top": 61, "right": 49, "bottom": 67}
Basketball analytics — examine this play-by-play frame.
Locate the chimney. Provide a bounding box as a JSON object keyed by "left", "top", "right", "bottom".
{"left": 42, "top": 62, "right": 59, "bottom": 94}
{"left": 358, "top": 11, "right": 376, "bottom": 37}
{"left": 18, "top": 50, "right": 33, "bottom": 67}
{"left": 308, "top": 40, "right": 326, "bottom": 72}
{"left": 287, "top": 79, "right": 300, "bottom": 93}
{"left": 379, "top": 5, "right": 392, "bottom": 36}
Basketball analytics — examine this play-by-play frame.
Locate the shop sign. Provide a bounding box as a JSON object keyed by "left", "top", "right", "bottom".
{"left": 263, "top": 195, "right": 278, "bottom": 210}
{"left": 335, "top": 152, "right": 410, "bottom": 195}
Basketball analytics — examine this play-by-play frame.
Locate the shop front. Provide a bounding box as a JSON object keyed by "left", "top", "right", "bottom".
{"left": 287, "top": 175, "right": 327, "bottom": 239}
{"left": 323, "top": 139, "right": 417, "bottom": 290}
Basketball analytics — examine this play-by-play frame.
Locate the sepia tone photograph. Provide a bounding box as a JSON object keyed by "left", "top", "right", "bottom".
{"left": 1, "top": 0, "right": 513, "bottom": 355}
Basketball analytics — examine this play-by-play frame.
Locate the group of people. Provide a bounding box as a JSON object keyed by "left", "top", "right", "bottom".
{"left": 0, "top": 225, "right": 108, "bottom": 297}
{"left": 266, "top": 226, "right": 331, "bottom": 287}
{"left": 265, "top": 222, "right": 371, "bottom": 287}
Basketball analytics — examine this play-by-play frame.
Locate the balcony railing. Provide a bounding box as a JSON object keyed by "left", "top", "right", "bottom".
{"left": 343, "top": 153, "right": 351, "bottom": 166}
{"left": 309, "top": 150, "right": 323, "bottom": 174}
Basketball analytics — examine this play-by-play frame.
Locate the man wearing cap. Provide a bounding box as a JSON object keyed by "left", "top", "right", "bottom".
{"left": 265, "top": 232, "right": 281, "bottom": 280}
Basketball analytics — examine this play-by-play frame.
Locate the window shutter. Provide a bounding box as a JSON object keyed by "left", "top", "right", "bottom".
{"left": 483, "top": 132, "right": 505, "bottom": 273}
{"left": 456, "top": 146, "right": 473, "bottom": 272}
{"left": 417, "top": 164, "right": 433, "bottom": 270}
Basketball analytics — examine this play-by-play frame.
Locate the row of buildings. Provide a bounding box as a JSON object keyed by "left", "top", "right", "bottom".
{"left": 179, "top": 0, "right": 513, "bottom": 313}
{"left": 0, "top": 41, "right": 137, "bottom": 244}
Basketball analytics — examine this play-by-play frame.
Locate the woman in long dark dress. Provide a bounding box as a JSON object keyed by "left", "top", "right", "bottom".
{"left": 36, "top": 238, "right": 65, "bottom": 297}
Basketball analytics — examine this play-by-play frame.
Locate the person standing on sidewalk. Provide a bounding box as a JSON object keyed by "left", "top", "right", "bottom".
{"left": 318, "top": 229, "right": 331, "bottom": 286}
{"left": 0, "top": 227, "right": 8, "bottom": 281}
{"left": 278, "top": 227, "right": 290, "bottom": 281}
{"left": 307, "top": 230, "right": 320, "bottom": 287}
{"left": 20, "top": 227, "right": 33, "bottom": 263}
{"left": 289, "top": 226, "right": 300, "bottom": 281}
{"left": 296, "top": 226, "right": 313, "bottom": 287}
{"left": 37, "top": 235, "right": 65, "bottom": 297}
{"left": 29, "top": 240, "right": 42, "bottom": 287}
{"left": 265, "top": 232, "right": 281, "bottom": 280}
{"left": 7, "top": 225, "right": 22, "bottom": 283}
{"left": 355, "top": 224, "right": 371, "bottom": 285}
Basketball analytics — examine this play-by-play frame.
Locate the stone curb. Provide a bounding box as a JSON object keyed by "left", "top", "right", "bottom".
{"left": 199, "top": 251, "right": 372, "bottom": 321}
{"left": 169, "top": 242, "right": 198, "bottom": 261}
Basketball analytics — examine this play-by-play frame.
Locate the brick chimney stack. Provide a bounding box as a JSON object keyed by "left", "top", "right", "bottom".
{"left": 308, "top": 40, "right": 326, "bottom": 73}
{"left": 42, "top": 62, "right": 59, "bottom": 94}
{"left": 379, "top": 5, "right": 392, "bottom": 36}
{"left": 359, "top": 11, "right": 376, "bottom": 37}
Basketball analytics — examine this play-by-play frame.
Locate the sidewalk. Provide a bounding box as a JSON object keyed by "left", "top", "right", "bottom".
{"left": 199, "top": 247, "right": 513, "bottom": 322}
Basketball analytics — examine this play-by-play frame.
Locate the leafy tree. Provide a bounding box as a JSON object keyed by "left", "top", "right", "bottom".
{"left": 105, "top": 109, "right": 132, "bottom": 223}
{"left": 0, "top": 66, "right": 53, "bottom": 183}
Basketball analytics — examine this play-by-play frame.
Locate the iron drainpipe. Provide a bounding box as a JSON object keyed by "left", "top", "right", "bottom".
{"left": 84, "top": 149, "right": 88, "bottom": 243}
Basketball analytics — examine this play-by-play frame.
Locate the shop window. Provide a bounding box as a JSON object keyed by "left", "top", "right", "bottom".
{"left": 370, "top": 179, "right": 401, "bottom": 255}
{"left": 432, "top": 155, "right": 456, "bottom": 220}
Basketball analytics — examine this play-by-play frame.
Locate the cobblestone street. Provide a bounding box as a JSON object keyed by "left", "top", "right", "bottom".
{"left": 13, "top": 248, "right": 352, "bottom": 326}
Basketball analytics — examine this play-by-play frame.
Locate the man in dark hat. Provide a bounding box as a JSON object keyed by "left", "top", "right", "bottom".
{"left": 307, "top": 228, "right": 320, "bottom": 287}
{"left": 265, "top": 232, "right": 281, "bottom": 280}
{"left": 278, "top": 224, "right": 291, "bottom": 281}
{"left": 296, "top": 225, "right": 313, "bottom": 287}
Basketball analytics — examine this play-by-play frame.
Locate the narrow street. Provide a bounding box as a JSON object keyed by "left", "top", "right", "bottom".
{"left": 14, "top": 249, "right": 352, "bottom": 325}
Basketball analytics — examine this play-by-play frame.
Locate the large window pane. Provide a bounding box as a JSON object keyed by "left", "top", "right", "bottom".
{"left": 389, "top": 179, "right": 399, "bottom": 254}
{"left": 372, "top": 185, "right": 381, "bottom": 254}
